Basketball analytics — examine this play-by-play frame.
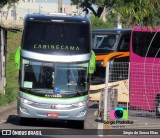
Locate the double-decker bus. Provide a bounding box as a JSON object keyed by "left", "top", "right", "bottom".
{"left": 90, "top": 28, "right": 131, "bottom": 102}
{"left": 15, "top": 14, "right": 95, "bottom": 128}
{"left": 130, "top": 27, "right": 160, "bottom": 117}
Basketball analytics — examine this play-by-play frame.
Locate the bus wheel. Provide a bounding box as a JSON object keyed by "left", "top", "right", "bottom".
{"left": 77, "top": 121, "right": 84, "bottom": 129}
{"left": 19, "top": 117, "right": 28, "bottom": 125}
{"left": 20, "top": 117, "right": 35, "bottom": 125}
{"left": 68, "top": 120, "right": 84, "bottom": 129}
{"left": 155, "top": 96, "right": 160, "bottom": 118}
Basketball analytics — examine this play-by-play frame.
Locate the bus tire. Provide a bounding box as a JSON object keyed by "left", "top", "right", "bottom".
{"left": 19, "top": 117, "right": 28, "bottom": 125}
{"left": 77, "top": 120, "right": 85, "bottom": 129}
{"left": 155, "top": 96, "right": 160, "bottom": 118}
{"left": 20, "top": 117, "right": 35, "bottom": 125}
{"left": 68, "top": 120, "right": 84, "bottom": 129}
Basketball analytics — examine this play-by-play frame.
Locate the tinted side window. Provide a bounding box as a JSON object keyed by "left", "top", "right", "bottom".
{"left": 119, "top": 35, "right": 130, "bottom": 52}
{"left": 92, "top": 34, "right": 119, "bottom": 50}
{"left": 132, "top": 32, "right": 160, "bottom": 57}
{"left": 22, "top": 21, "right": 90, "bottom": 55}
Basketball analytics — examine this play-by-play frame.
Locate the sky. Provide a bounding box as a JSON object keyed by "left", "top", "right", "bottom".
{"left": 36, "top": 0, "right": 71, "bottom": 4}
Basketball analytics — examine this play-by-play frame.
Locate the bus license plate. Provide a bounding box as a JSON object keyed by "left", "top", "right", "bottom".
{"left": 47, "top": 112, "right": 59, "bottom": 118}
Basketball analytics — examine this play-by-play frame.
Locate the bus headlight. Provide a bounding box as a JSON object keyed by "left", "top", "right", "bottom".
{"left": 72, "top": 101, "right": 87, "bottom": 107}
{"left": 19, "top": 97, "right": 34, "bottom": 105}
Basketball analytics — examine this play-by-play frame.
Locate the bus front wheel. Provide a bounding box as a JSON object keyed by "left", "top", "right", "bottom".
{"left": 19, "top": 117, "right": 36, "bottom": 125}
{"left": 155, "top": 96, "right": 160, "bottom": 118}
{"left": 68, "top": 120, "right": 84, "bottom": 129}
{"left": 19, "top": 117, "right": 29, "bottom": 125}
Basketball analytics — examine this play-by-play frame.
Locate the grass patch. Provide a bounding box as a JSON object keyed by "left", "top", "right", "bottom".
{"left": 0, "top": 31, "right": 22, "bottom": 106}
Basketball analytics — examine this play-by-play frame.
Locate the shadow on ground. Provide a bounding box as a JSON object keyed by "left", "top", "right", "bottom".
{"left": 5, "top": 115, "right": 85, "bottom": 129}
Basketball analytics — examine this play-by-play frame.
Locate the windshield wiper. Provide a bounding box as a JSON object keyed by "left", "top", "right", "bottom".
{"left": 76, "top": 91, "right": 83, "bottom": 96}
{"left": 20, "top": 87, "right": 33, "bottom": 93}
{"left": 22, "top": 88, "right": 32, "bottom": 92}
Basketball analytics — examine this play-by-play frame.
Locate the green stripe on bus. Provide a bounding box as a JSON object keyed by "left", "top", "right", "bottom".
{"left": 19, "top": 91, "right": 88, "bottom": 100}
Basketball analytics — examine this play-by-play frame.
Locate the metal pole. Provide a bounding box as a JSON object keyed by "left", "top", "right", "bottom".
{"left": 12, "top": 8, "right": 16, "bottom": 28}
{"left": 127, "top": 62, "right": 130, "bottom": 118}
{"left": 1, "top": 29, "right": 5, "bottom": 94}
{"left": 117, "top": 14, "right": 122, "bottom": 29}
{"left": 39, "top": 4, "right": 41, "bottom": 14}
{"left": 0, "top": 28, "right": 2, "bottom": 80}
{"left": 103, "top": 62, "right": 109, "bottom": 121}
{"left": 0, "top": 10, "right": 2, "bottom": 25}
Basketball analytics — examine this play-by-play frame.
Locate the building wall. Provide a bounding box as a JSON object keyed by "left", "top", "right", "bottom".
{"left": 63, "top": 4, "right": 81, "bottom": 15}
{"left": 2, "top": 3, "right": 58, "bottom": 20}
{"left": 0, "top": 1, "right": 81, "bottom": 21}
{"left": 19, "top": 0, "right": 35, "bottom": 2}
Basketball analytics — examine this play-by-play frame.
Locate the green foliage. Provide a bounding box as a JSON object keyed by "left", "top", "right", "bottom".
{"left": 0, "top": 87, "right": 16, "bottom": 105}
{"left": 0, "top": 31, "right": 21, "bottom": 106}
{"left": 90, "top": 14, "right": 114, "bottom": 29}
{"left": 71, "top": 0, "right": 113, "bottom": 17}
{"left": 71, "top": 0, "right": 109, "bottom": 7}
{"left": 0, "top": 0, "right": 19, "bottom": 8}
{"left": 109, "top": 0, "right": 160, "bottom": 27}
{"left": 105, "top": 12, "right": 118, "bottom": 28}
{"left": 71, "top": 0, "right": 160, "bottom": 27}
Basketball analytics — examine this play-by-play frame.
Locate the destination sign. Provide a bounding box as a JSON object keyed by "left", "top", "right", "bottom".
{"left": 34, "top": 44, "right": 80, "bottom": 51}
{"left": 22, "top": 43, "right": 89, "bottom": 55}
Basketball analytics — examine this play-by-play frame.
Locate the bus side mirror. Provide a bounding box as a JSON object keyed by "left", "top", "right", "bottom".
{"left": 15, "top": 47, "right": 21, "bottom": 70}
{"left": 89, "top": 50, "right": 96, "bottom": 74}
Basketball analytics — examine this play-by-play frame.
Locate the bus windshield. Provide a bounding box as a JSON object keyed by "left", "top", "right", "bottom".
{"left": 21, "top": 59, "right": 88, "bottom": 97}
{"left": 22, "top": 21, "right": 90, "bottom": 55}
{"left": 92, "top": 34, "right": 119, "bottom": 50}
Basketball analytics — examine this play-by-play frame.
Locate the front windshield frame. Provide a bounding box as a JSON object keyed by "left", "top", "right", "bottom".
{"left": 20, "top": 59, "right": 89, "bottom": 97}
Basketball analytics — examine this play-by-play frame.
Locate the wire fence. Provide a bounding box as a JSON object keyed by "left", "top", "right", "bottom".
{"left": 100, "top": 62, "right": 160, "bottom": 129}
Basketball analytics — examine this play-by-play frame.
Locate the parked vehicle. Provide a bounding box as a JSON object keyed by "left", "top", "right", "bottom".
{"left": 15, "top": 14, "right": 95, "bottom": 128}
{"left": 130, "top": 26, "right": 160, "bottom": 117}
{"left": 90, "top": 28, "right": 131, "bottom": 102}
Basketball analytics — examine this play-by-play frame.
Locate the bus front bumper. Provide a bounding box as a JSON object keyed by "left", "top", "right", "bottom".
{"left": 18, "top": 98, "right": 88, "bottom": 121}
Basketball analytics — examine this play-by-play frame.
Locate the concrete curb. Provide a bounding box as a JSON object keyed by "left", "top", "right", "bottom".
{"left": 0, "top": 102, "right": 17, "bottom": 116}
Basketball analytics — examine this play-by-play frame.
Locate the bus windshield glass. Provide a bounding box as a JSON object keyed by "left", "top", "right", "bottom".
{"left": 22, "top": 20, "right": 90, "bottom": 55}
{"left": 21, "top": 59, "right": 88, "bottom": 97}
{"left": 92, "top": 34, "right": 119, "bottom": 50}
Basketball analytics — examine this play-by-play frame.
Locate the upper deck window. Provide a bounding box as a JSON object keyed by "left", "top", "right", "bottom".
{"left": 22, "top": 20, "right": 90, "bottom": 55}
{"left": 132, "top": 32, "right": 160, "bottom": 57}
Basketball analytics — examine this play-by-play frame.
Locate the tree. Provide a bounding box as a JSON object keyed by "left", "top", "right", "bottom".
{"left": 110, "top": 0, "right": 160, "bottom": 27}
{"left": 0, "top": 0, "right": 8, "bottom": 9}
{"left": 71, "top": 0, "right": 160, "bottom": 27}
{"left": 90, "top": 14, "right": 114, "bottom": 29}
{"left": 0, "top": 0, "right": 19, "bottom": 20}
{"left": 71, "top": 0, "right": 114, "bottom": 18}
{"left": 0, "top": 0, "right": 19, "bottom": 9}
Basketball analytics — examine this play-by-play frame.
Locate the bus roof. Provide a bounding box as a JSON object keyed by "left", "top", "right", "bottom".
{"left": 24, "top": 14, "right": 90, "bottom": 23}
{"left": 92, "top": 28, "right": 132, "bottom": 34}
{"left": 133, "top": 26, "right": 160, "bottom": 32}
